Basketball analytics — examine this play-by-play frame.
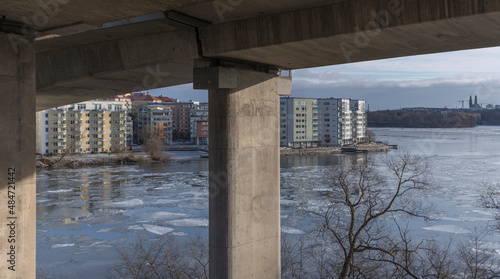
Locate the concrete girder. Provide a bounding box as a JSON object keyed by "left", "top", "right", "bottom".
{"left": 199, "top": 0, "right": 500, "bottom": 69}
{"left": 35, "top": 28, "right": 199, "bottom": 111}
{"left": 0, "top": 0, "right": 215, "bottom": 32}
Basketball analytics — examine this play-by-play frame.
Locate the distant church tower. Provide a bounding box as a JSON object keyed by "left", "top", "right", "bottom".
{"left": 475, "top": 95, "right": 478, "bottom": 105}
{"left": 469, "top": 95, "right": 473, "bottom": 108}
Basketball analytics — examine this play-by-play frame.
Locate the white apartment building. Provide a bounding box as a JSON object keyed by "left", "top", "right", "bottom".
{"left": 281, "top": 97, "right": 367, "bottom": 148}
{"left": 350, "top": 100, "right": 367, "bottom": 143}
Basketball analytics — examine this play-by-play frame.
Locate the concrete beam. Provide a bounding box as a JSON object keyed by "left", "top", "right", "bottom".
{"left": 199, "top": 0, "right": 500, "bottom": 68}
{"left": 0, "top": 31, "right": 37, "bottom": 278}
{"left": 205, "top": 67, "right": 289, "bottom": 278}
{"left": 35, "top": 28, "right": 199, "bottom": 111}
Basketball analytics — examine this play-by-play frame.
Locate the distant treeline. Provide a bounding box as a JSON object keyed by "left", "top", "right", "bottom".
{"left": 368, "top": 110, "right": 477, "bottom": 128}
{"left": 479, "top": 110, "right": 500, "bottom": 125}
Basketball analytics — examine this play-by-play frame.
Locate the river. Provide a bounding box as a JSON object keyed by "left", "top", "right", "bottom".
{"left": 36, "top": 127, "right": 500, "bottom": 278}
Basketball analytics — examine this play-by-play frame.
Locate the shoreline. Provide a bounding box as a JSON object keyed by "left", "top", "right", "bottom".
{"left": 36, "top": 142, "right": 391, "bottom": 168}
{"left": 280, "top": 142, "right": 391, "bottom": 156}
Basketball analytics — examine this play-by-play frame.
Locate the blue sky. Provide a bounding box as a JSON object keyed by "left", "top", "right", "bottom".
{"left": 151, "top": 46, "right": 500, "bottom": 110}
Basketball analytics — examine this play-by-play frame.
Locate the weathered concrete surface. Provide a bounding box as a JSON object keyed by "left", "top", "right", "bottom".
{"left": 0, "top": 32, "right": 36, "bottom": 279}
{"left": 36, "top": 27, "right": 198, "bottom": 111}
{"left": 199, "top": 0, "right": 500, "bottom": 68}
{"left": 0, "top": 0, "right": 214, "bottom": 31}
{"left": 28, "top": 0, "right": 500, "bottom": 111}
{"left": 208, "top": 68, "right": 285, "bottom": 278}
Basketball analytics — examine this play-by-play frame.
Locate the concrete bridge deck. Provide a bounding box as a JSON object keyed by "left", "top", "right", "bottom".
{"left": 2, "top": 0, "right": 500, "bottom": 278}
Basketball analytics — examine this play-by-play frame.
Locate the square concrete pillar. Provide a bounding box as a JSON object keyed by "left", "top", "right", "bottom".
{"left": 0, "top": 27, "right": 36, "bottom": 278}
{"left": 198, "top": 67, "right": 290, "bottom": 278}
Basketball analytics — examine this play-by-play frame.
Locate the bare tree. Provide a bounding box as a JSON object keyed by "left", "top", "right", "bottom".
{"left": 281, "top": 234, "right": 311, "bottom": 278}
{"left": 456, "top": 226, "right": 500, "bottom": 279}
{"left": 116, "top": 235, "right": 208, "bottom": 279}
{"left": 141, "top": 124, "right": 170, "bottom": 161}
{"left": 366, "top": 129, "right": 377, "bottom": 142}
{"left": 480, "top": 182, "right": 500, "bottom": 230}
{"left": 318, "top": 151, "right": 433, "bottom": 278}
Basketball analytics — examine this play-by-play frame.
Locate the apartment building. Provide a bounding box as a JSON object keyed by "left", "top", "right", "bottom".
{"left": 190, "top": 106, "right": 209, "bottom": 145}
{"left": 280, "top": 97, "right": 367, "bottom": 148}
{"left": 280, "top": 97, "right": 319, "bottom": 148}
{"left": 136, "top": 104, "right": 173, "bottom": 145}
{"left": 36, "top": 100, "right": 132, "bottom": 155}
{"left": 350, "top": 100, "right": 367, "bottom": 143}
{"left": 163, "top": 100, "right": 200, "bottom": 140}
{"left": 317, "top": 98, "right": 353, "bottom": 146}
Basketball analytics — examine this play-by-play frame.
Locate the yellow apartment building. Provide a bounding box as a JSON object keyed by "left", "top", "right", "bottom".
{"left": 36, "top": 100, "right": 132, "bottom": 155}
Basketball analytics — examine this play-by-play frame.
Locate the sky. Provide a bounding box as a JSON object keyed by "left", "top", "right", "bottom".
{"left": 150, "top": 46, "right": 500, "bottom": 111}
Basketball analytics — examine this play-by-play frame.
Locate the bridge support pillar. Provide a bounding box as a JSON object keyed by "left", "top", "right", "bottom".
{"left": 195, "top": 66, "right": 291, "bottom": 278}
{"left": 0, "top": 22, "right": 36, "bottom": 278}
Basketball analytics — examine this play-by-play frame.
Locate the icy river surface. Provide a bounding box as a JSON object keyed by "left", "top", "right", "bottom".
{"left": 36, "top": 127, "right": 500, "bottom": 278}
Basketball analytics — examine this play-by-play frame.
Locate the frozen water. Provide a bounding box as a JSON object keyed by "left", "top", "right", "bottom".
{"left": 281, "top": 226, "right": 305, "bottom": 234}
{"left": 51, "top": 244, "right": 75, "bottom": 249}
{"left": 35, "top": 127, "right": 500, "bottom": 279}
{"left": 137, "top": 211, "right": 188, "bottom": 221}
{"left": 48, "top": 208, "right": 92, "bottom": 220}
{"left": 46, "top": 189, "right": 73, "bottom": 193}
{"left": 143, "top": 224, "right": 174, "bottom": 235}
{"left": 422, "top": 225, "right": 470, "bottom": 234}
{"left": 108, "top": 199, "right": 143, "bottom": 208}
{"left": 165, "top": 218, "right": 209, "bottom": 227}
{"left": 127, "top": 225, "right": 144, "bottom": 230}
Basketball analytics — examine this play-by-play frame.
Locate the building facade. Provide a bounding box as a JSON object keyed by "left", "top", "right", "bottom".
{"left": 36, "top": 100, "right": 132, "bottom": 155}
{"left": 164, "top": 100, "right": 200, "bottom": 140}
{"left": 189, "top": 105, "right": 209, "bottom": 145}
{"left": 280, "top": 97, "right": 367, "bottom": 148}
{"left": 136, "top": 104, "right": 173, "bottom": 145}
{"left": 280, "top": 98, "right": 319, "bottom": 148}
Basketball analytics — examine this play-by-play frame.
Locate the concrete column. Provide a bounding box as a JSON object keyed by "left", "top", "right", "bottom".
{"left": 195, "top": 66, "right": 291, "bottom": 278}
{"left": 0, "top": 22, "right": 36, "bottom": 278}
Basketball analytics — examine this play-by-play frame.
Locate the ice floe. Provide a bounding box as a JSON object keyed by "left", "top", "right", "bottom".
{"left": 281, "top": 226, "right": 305, "bottom": 234}
{"left": 108, "top": 199, "right": 143, "bottom": 208}
{"left": 164, "top": 218, "right": 208, "bottom": 227}
{"left": 51, "top": 244, "right": 75, "bottom": 249}
{"left": 422, "top": 225, "right": 469, "bottom": 234}
{"left": 46, "top": 189, "right": 73, "bottom": 193}
{"left": 143, "top": 224, "right": 174, "bottom": 235}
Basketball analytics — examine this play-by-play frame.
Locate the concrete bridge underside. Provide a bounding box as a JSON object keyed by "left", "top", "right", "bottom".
{"left": 1, "top": 0, "right": 500, "bottom": 278}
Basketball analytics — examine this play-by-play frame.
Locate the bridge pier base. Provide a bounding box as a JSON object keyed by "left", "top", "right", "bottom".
{"left": 195, "top": 66, "right": 290, "bottom": 278}
{"left": 0, "top": 26, "right": 36, "bottom": 278}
